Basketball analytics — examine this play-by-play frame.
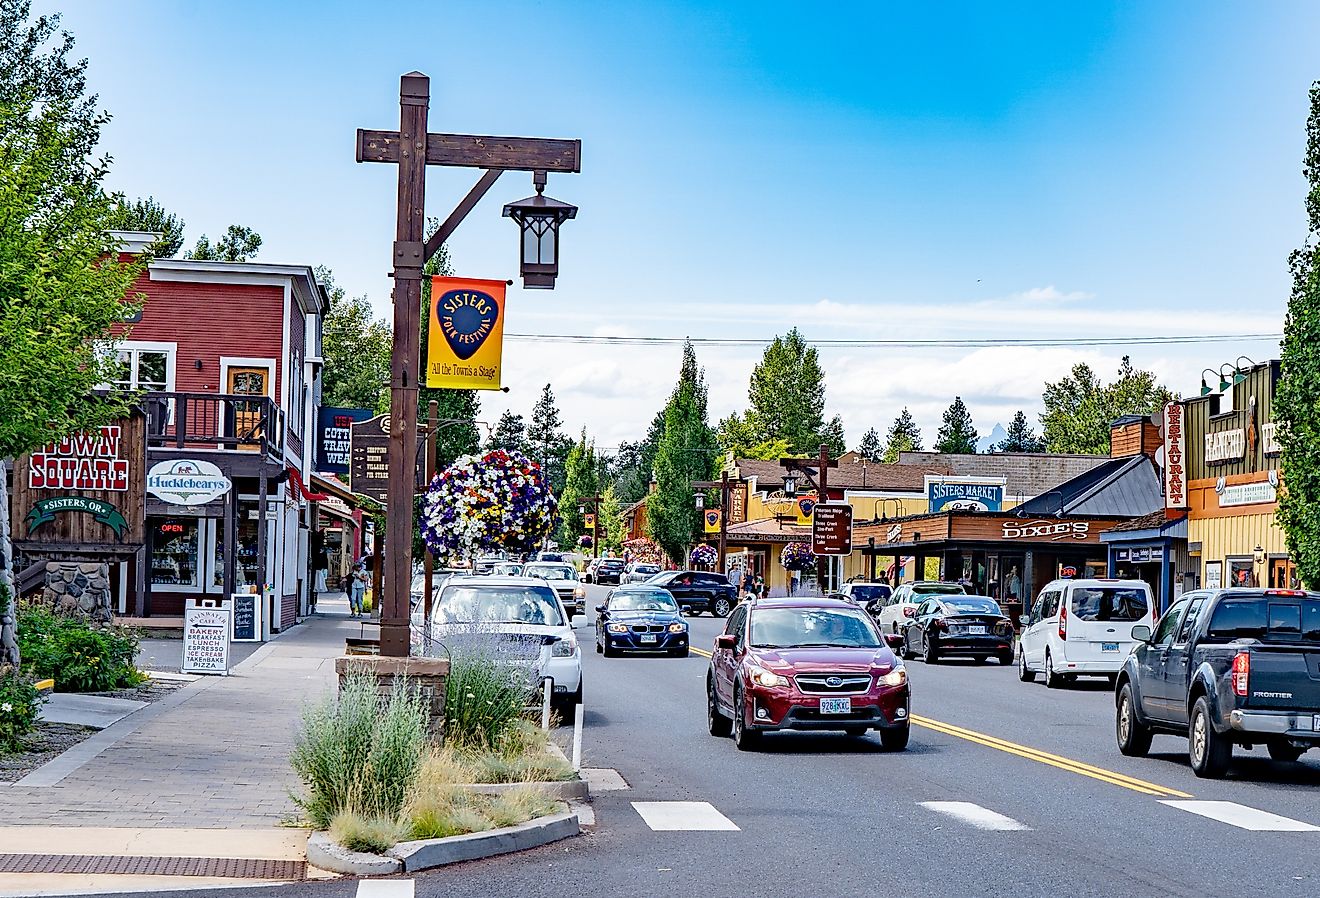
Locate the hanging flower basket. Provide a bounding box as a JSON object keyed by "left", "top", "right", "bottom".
{"left": 689, "top": 543, "right": 718, "bottom": 568}
{"left": 577, "top": 534, "right": 594, "bottom": 549}
{"left": 623, "top": 538, "right": 664, "bottom": 566}
{"left": 780, "top": 541, "right": 814, "bottom": 571}
{"left": 421, "top": 449, "right": 558, "bottom": 559}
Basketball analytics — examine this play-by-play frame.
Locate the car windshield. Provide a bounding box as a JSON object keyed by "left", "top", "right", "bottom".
{"left": 526, "top": 565, "right": 576, "bottom": 581}
{"left": 610, "top": 591, "right": 678, "bottom": 612}
{"left": 434, "top": 585, "right": 565, "bottom": 626}
{"left": 600, "top": 560, "right": 623, "bottom": 569}
{"left": 750, "top": 608, "right": 882, "bottom": 648}
{"left": 635, "top": 565, "right": 660, "bottom": 574}
{"left": 410, "top": 574, "right": 425, "bottom": 594}
{"left": 1207, "top": 596, "right": 1320, "bottom": 641}
{"left": 1070, "top": 587, "right": 1149, "bottom": 622}
{"left": 493, "top": 563, "right": 523, "bottom": 576}
{"left": 850, "top": 585, "right": 892, "bottom": 601}
{"left": 916, "top": 584, "right": 965, "bottom": 595}
{"left": 942, "top": 597, "right": 1002, "bottom": 614}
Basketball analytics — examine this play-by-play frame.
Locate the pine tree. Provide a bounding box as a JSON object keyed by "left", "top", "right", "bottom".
{"left": 857, "top": 427, "right": 883, "bottom": 461}
{"left": 883, "top": 408, "right": 924, "bottom": 463}
{"left": 648, "top": 341, "right": 718, "bottom": 563}
{"left": 995, "top": 410, "right": 1045, "bottom": 453}
{"left": 612, "top": 409, "right": 665, "bottom": 503}
{"left": 486, "top": 410, "right": 526, "bottom": 454}
{"left": 935, "top": 397, "right": 979, "bottom": 454}
{"left": 1276, "top": 81, "right": 1320, "bottom": 587}
{"left": 527, "top": 384, "right": 571, "bottom": 494}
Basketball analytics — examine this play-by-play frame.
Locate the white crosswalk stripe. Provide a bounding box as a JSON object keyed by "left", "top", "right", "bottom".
{"left": 356, "top": 880, "right": 416, "bottom": 898}
{"left": 919, "top": 801, "right": 1031, "bottom": 831}
{"left": 1159, "top": 800, "right": 1320, "bottom": 832}
{"left": 632, "top": 801, "right": 740, "bottom": 831}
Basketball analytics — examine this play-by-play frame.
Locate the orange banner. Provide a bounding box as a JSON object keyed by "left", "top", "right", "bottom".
{"left": 426, "top": 276, "right": 507, "bottom": 391}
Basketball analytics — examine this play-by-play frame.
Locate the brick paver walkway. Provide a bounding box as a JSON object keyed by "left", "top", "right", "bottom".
{"left": 2, "top": 611, "right": 366, "bottom": 828}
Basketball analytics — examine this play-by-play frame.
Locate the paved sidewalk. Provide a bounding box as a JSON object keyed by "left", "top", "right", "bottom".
{"left": 1, "top": 611, "right": 361, "bottom": 828}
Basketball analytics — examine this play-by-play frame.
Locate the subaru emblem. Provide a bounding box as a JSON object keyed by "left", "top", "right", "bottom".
{"left": 826, "top": 676, "right": 842, "bottom": 687}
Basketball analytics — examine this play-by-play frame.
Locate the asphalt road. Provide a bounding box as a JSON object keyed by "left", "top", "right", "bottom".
{"left": 140, "top": 584, "right": 1320, "bottom": 898}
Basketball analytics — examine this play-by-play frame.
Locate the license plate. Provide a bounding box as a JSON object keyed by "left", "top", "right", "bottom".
{"left": 1313, "top": 715, "right": 1320, "bottom": 732}
{"left": 640, "top": 634, "right": 657, "bottom": 644}
{"left": 819, "top": 697, "right": 852, "bottom": 714}
{"left": 967, "top": 625, "right": 986, "bottom": 635}
{"left": 1102, "top": 642, "right": 1120, "bottom": 652}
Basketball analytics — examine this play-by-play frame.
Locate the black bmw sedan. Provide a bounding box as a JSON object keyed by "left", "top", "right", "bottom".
{"left": 899, "top": 595, "right": 1015, "bottom": 665}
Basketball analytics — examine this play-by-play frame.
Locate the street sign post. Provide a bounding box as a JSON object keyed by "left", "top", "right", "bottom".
{"left": 812, "top": 504, "right": 853, "bottom": 556}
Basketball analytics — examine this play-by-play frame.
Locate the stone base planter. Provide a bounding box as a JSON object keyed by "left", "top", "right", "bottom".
{"left": 306, "top": 809, "right": 580, "bottom": 876}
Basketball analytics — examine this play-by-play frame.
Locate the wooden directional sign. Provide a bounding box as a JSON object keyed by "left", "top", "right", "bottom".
{"left": 812, "top": 504, "right": 853, "bottom": 556}
{"left": 350, "top": 415, "right": 428, "bottom": 504}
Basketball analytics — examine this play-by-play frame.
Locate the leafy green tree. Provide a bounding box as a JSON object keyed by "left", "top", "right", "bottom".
{"left": 647, "top": 341, "right": 718, "bottom": 563}
{"left": 599, "top": 485, "right": 626, "bottom": 553}
{"left": 935, "top": 397, "right": 979, "bottom": 454}
{"left": 0, "top": 0, "right": 144, "bottom": 663}
{"left": 486, "top": 410, "right": 526, "bottom": 454}
{"left": 108, "top": 194, "right": 184, "bottom": 257}
{"left": 186, "top": 224, "right": 262, "bottom": 262}
{"left": 558, "top": 430, "right": 600, "bottom": 546}
{"left": 1276, "top": 81, "right": 1320, "bottom": 588}
{"left": 856, "top": 427, "right": 882, "bottom": 461}
{"left": 731, "top": 328, "right": 841, "bottom": 454}
{"left": 883, "top": 407, "right": 924, "bottom": 462}
{"left": 995, "top": 410, "right": 1045, "bottom": 453}
{"left": 318, "top": 266, "right": 391, "bottom": 412}
{"left": 1040, "top": 357, "right": 1174, "bottom": 454}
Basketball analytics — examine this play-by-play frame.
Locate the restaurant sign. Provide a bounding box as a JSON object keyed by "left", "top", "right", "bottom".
{"left": 1001, "top": 519, "right": 1091, "bottom": 542}
{"left": 1205, "top": 429, "right": 1245, "bottom": 464}
{"left": 147, "top": 459, "right": 232, "bottom": 506}
{"left": 1163, "top": 400, "right": 1187, "bottom": 509}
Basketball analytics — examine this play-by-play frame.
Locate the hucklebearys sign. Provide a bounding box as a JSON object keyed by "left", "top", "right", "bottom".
{"left": 14, "top": 410, "right": 147, "bottom": 547}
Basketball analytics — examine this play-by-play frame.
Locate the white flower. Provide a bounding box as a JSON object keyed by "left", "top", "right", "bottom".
{"left": 1, "top": 703, "right": 12, "bottom": 713}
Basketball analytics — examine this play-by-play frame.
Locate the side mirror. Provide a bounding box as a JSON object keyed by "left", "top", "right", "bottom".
{"left": 884, "top": 633, "right": 904, "bottom": 650}
{"left": 595, "top": 604, "right": 606, "bottom": 614}
{"left": 715, "top": 634, "right": 737, "bottom": 651}
{"left": 1130, "top": 625, "right": 1152, "bottom": 642}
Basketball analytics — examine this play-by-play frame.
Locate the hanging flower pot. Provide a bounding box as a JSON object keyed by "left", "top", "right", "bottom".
{"left": 689, "top": 543, "right": 717, "bottom": 568}
{"left": 780, "top": 541, "right": 815, "bottom": 571}
{"left": 577, "top": 534, "right": 593, "bottom": 549}
{"left": 421, "top": 449, "right": 558, "bottom": 560}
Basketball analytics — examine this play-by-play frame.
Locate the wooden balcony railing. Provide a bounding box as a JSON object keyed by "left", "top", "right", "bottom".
{"left": 145, "top": 392, "right": 285, "bottom": 457}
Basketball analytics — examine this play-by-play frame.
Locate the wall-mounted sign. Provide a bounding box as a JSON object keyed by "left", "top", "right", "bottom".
{"left": 316, "top": 407, "right": 373, "bottom": 474}
{"left": 182, "top": 605, "right": 231, "bottom": 675}
{"left": 1163, "top": 400, "right": 1187, "bottom": 510}
{"left": 426, "top": 276, "right": 507, "bottom": 391}
{"left": 704, "top": 509, "right": 721, "bottom": 533}
{"left": 728, "top": 482, "right": 748, "bottom": 524}
{"left": 812, "top": 504, "right": 853, "bottom": 556}
{"left": 794, "top": 494, "right": 817, "bottom": 526}
{"left": 1215, "top": 473, "right": 1279, "bottom": 508}
{"left": 1205, "top": 560, "right": 1223, "bottom": 590}
{"left": 1262, "top": 422, "right": 1281, "bottom": 457}
{"left": 25, "top": 497, "right": 128, "bottom": 539}
{"left": 350, "top": 415, "right": 391, "bottom": 504}
{"left": 1001, "top": 519, "right": 1091, "bottom": 542}
{"left": 28, "top": 426, "right": 128, "bottom": 491}
{"left": 928, "top": 480, "right": 1004, "bottom": 512}
{"left": 1205, "top": 429, "right": 1245, "bottom": 464}
{"left": 1115, "top": 547, "right": 1165, "bottom": 564}
{"left": 147, "top": 459, "right": 232, "bottom": 506}
{"left": 886, "top": 523, "right": 903, "bottom": 543}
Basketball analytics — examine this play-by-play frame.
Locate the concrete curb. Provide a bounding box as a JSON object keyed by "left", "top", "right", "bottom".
{"left": 305, "top": 809, "right": 580, "bottom": 876}
{"left": 465, "top": 779, "right": 588, "bottom": 801}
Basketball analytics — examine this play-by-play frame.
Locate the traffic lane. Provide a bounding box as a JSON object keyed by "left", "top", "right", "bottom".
{"left": 903, "top": 652, "right": 1320, "bottom": 816}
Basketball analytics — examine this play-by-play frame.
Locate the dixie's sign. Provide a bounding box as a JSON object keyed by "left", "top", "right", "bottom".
{"left": 1164, "top": 400, "right": 1187, "bottom": 509}
{"left": 27, "top": 427, "right": 128, "bottom": 492}
{"left": 928, "top": 480, "right": 1004, "bottom": 512}
{"left": 426, "top": 276, "right": 507, "bottom": 391}
{"left": 1001, "top": 519, "right": 1091, "bottom": 541}
{"left": 147, "top": 459, "right": 233, "bottom": 506}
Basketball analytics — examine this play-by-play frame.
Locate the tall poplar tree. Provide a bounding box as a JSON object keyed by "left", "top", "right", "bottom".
{"left": 558, "top": 430, "right": 599, "bottom": 545}
{"left": 935, "top": 397, "right": 979, "bottom": 454}
{"left": 726, "top": 328, "right": 845, "bottom": 455}
{"left": 647, "top": 342, "right": 718, "bottom": 563}
{"left": 1276, "top": 81, "right": 1320, "bottom": 587}
{"left": 883, "top": 408, "right": 924, "bottom": 462}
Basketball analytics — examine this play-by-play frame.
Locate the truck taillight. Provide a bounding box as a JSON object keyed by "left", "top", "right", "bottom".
{"left": 1059, "top": 602, "right": 1068, "bottom": 640}
{"left": 1231, "top": 651, "right": 1250, "bottom": 697}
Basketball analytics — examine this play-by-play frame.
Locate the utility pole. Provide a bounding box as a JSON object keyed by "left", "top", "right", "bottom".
{"left": 422, "top": 400, "right": 437, "bottom": 625}
{"left": 692, "top": 470, "right": 734, "bottom": 574}
{"left": 816, "top": 443, "right": 830, "bottom": 592}
{"left": 357, "top": 72, "right": 580, "bottom": 657}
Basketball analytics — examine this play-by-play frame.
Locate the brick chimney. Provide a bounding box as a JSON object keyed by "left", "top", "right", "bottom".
{"left": 1110, "top": 415, "right": 1160, "bottom": 458}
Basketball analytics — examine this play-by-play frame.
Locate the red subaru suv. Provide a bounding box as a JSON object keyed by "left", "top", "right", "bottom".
{"left": 707, "top": 597, "right": 910, "bottom": 751}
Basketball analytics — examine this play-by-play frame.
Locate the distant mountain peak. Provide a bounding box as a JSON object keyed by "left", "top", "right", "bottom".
{"left": 977, "top": 423, "right": 1007, "bottom": 453}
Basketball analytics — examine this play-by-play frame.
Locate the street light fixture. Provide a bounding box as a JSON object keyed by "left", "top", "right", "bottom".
{"left": 503, "top": 170, "right": 578, "bottom": 289}
{"left": 693, "top": 492, "right": 705, "bottom": 510}
{"left": 782, "top": 475, "right": 797, "bottom": 497}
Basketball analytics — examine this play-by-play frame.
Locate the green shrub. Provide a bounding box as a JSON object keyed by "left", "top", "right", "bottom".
{"left": 290, "top": 673, "right": 428, "bottom": 829}
{"left": 443, "top": 638, "right": 537, "bottom": 749}
{"left": 16, "top": 603, "right": 143, "bottom": 692}
{"left": 0, "top": 665, "right": 43, "bottom": 753}
{"left": 328, "top": 810, "right": 405, "bottom": 854}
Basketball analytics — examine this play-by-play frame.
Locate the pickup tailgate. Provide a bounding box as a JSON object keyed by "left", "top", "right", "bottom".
{"left": 1244, "top": 644, "right": 1320, "bottom": 711}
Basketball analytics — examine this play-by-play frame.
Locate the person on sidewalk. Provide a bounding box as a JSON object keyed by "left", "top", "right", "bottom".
{"left": 349, "top": 563, "right": 368, "bottom": 618}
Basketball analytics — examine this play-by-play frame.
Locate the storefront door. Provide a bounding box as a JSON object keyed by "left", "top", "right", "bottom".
{"left": 1270, "top": 557, "right": 1298, "bottom": 590}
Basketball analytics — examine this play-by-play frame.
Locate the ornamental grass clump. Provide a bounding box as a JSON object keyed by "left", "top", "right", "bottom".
{"left": 442, "top": 628, "right": 540, "bottom": 750}
{"left": 290, "top": 673, "right": 428, "bottom": 830}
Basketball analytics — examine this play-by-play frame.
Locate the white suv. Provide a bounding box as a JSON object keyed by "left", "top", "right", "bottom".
{"left": 1018, "top": 578, "right": 1154, "bottom": 687}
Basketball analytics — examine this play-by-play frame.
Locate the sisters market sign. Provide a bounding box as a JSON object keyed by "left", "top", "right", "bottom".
{"left": 146, "top": 459, "right": 233, "bottom": 506}
{"left": 25, "top": 497, "right": 128, "bottom": 539}
{"left": 28, "top": 426, "right": 128, "bottom": 491}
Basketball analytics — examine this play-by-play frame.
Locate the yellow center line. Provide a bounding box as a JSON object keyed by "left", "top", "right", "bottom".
{"left": 691, "top": 647, "right": 712, "bottom": 658}
{"left": 910, "top": 714, "right": 1192, "bottom": 798}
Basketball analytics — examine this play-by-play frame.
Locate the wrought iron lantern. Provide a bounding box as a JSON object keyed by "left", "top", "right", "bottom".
{"left": 502, "top": 170, "right": 577, "bottom": 289}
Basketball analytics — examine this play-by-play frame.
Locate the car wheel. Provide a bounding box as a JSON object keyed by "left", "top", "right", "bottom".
{"left": 1018, "top": 648, "right": 1036, "bottom": 682}
{"left": 670, "top": 646, "right": 690, "bottom": 658}
{"left": 732, "top": 683, "right": 760, "bottom": 751}
{"left": 1267, "top": 740, "right": 1305, "bottom": 763}
{"left": 1189, "top": 695, "right": 1231, "bottom": 778}
{"left": 997, "top": 649, "right": 1015, "bottom": 666}
{"left": 711, "top": 596, "right": 732, "bottom": 618}
{"left": 1044, "top": 652, "right": 1064, "bottom": 689}
{"left": 844, "top": 726, "right": 868, "bottom": 738}
{"left": 1116, "top": 683, "right": 1153, "bottom": 757}
{"left": 707, "top": 675, "right": 732, "bottom": 737}
{"left": 922, "top": 634, "right": 939, "bottom": 664}
{"left": 603, "top": 639, "right": 620, "bottom": 658}
{"left": 880, "top": 725, "right": 910, "bottom": 752}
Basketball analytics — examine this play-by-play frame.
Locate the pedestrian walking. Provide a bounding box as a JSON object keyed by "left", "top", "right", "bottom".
{"left": 349, "top": 562, "right": 367, "bottom": 618}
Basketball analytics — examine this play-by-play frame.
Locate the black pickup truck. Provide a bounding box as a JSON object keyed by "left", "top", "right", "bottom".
{"left": 1115, "top": 588, "right": 1320, "bottom": 778}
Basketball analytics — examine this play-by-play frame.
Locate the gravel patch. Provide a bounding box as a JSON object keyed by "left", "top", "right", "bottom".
{"left": 0, "top": 722, "right": 98, "bottom": 782}
{"left": 86, "top": 678, "right": 187, "bottom": 705}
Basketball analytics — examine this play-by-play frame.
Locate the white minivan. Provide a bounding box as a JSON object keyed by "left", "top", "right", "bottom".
{"left": 1018, "top": 578, "right": 1154, "bottom": 687}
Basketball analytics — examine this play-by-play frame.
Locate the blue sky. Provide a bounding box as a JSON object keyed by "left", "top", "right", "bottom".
{"left": 49, "top": 1, "right": 1320, "bottom": 448}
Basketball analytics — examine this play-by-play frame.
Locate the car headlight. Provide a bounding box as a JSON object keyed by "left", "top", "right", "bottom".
{"left": 667, "top": 622, "right": 686, "bottom": 633}
{"left": 748, "top": 666, "right": 789, "bottom": 688}
{"left": 552, "top": 637, "right": 578, "bottom": 657}
{"left": 606, "top": 622, "right": 629, "bottom": 634}
{"left": 574, "top": 586, "right": 586, "bottom": 599}
{"left": 879, "top": 667, "right": 907, "bottom": 687}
